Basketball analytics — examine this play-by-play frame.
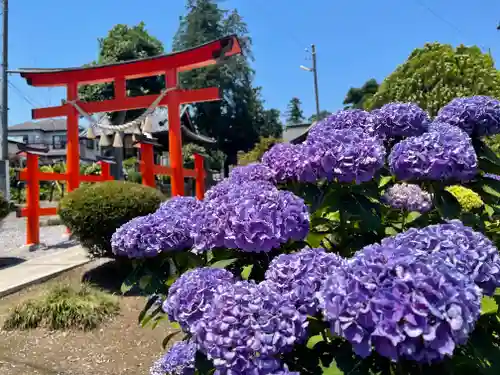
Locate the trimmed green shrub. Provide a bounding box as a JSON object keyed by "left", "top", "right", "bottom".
{"left": 446, "top": 185, "right": 484, "bottom": 212}
{"left": 3, "top": 283, "right": 119, "bottom": 331}
{"left": 0, "top": 192, "right": 9, "bottom": 222}
{"left": 59, "top": 180, "right": 164, "bottom": 257}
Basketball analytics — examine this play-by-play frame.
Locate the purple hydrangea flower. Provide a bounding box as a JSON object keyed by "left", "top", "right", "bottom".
{"left": 204, "top": 178, "right": 233, "bottom": 202}
{"left": 212, "top": 358, "right": 299, "bottom": 375}
{"left": 193, "top": 280, "right": 308, "bottom": 374}
{"left": 373, "top": 102, "right": 430, "bottom": 137}
{"left": 111, "top": 197, "right": 202, "bottom": 258}
{"left": 381, "top": 220, "right": 500, "bottom": 295}
{"left": 157, "top": 196, "right": 202, "bottom": 215}
{"left": 484, "top": 173, "right": 500, "bottom": 181}
{"left": 264, "top": 129, "right": 385, "bottom": 184}
{"left": 150, "top": 340, "right": 196, "bottom": 375}
{"left": 319, "top": 245, "right": 482, "bottom": 363}
{"left": 229, "top": 163, "right": 277, "bottom": 184}
{"left": 264, "top": 247, "right": 346, "bottom": 314}
{"left": 388, "top": 124, "right": 478, "bottom": 182}
{"left": 428, "top": 122, "right": 469, "bottom": 137}
{"left": 163, "top": 267, "right": 235, "bottom": 332}
{"left": 262, "top": 143, "right": 304, "bottom": 183}
{"left": 111, "top": 214, "right": 162, "bottom": 258}
{"left": 307, "top": 109, "right": 379, "bottom": 141}
{"left": 435, "top": 96, "right": 500, "bottom": 136}
{"left": 307, "top": 128, "right": 386, "bottom": 183}
{"left": 383, "top": 183, "right": 433, "bottom": 213}
{"left": 192, "top": 181, "right": 309, "bottom": 253}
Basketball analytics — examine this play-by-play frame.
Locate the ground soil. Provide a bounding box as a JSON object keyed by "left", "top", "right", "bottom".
{"left": 0, "top": 261, "right": 172, "bottom": 375}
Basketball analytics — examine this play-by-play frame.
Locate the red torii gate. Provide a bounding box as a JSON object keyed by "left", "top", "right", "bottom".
{"left": 15, "top": 35, "right": 242, "bottom": 246}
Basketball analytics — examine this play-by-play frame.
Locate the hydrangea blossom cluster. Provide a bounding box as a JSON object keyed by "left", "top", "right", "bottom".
{"left": 156, "top": 196, "right": 202, "bottom": 215}
{"left": 111, "top": 214, "right": 161, "bottom": 258}
{"left": 192, "top": 280, "right": 308, "bottom": 374}
{"left": 111, "top": 197, "right": 202, "bottom": 258}
{"left": 484, "top": 173, "right": 500, "bottom": 181}
{"left": 264, "top": 247, "right": 346, "bottom": 314}
{"left": 383, "top": 183, "right": 433, "bottom": 213}
{"left": 192, "top": 181, "right": 310, "bottom": 252}
{"left": 307, "top": 109, "right": 378, "bottom": 140}
{"left": 264, "top": 128, "right": 385, "bottom": 184}
{"left": 435, "top": 96, "right": 500, "bottom": 136}
{"left": 319, "top": 243, "right": 482, "bottom": 362}
{"left": 380, "top": 220, "right": 500, "bottom": 295}
{"left": 150, "top": 341, "right": 196, "bottom": 375}
{"left": 163, "top": 268, "right": 234, "bottom": 332}
{"left": 204, "top": 178, "right": 234, "bottom": 202}
{"left": 307, "top": 128, "right": 386, "bottom": 183}
{"left": 373, "top": 102, "right": 430, "bottom": 137}
{"left": 212, "top": 357, "right": 300, "bottom": 375}
{"left": 261, "top": 143, "right": 305, "bottom": 183}
{"left": 388, "top": 123, "right": 478, "bottom": 181}
{"left": 228, "top": 163, "right": 277, "bottom": 184}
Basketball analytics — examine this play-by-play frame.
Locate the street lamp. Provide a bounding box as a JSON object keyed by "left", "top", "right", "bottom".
{"left": 300, "top": 44, "right": 320, "bottom": 122}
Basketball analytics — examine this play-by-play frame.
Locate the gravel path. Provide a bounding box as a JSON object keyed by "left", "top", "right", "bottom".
{"left": 0, "top": 210, "right": 77, "bottom": 262}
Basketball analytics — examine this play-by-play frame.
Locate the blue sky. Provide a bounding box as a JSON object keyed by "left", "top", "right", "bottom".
{"left": 6, "top": 0, "right": 500, "bottom": 126}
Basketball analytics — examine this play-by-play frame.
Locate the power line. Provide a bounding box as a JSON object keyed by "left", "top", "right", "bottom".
{"left": 412, "top": 0, "right": 489, "bottom": 51}
{"left": 8, "top": 80, "right": 40, "bottom": 108}
{"left": 413, "top": 0, "right": 465, "bottom": 38}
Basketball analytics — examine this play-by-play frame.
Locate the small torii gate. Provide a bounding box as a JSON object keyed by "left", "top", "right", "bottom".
{"left": 14, "top": 35, "right": 242, "bottom": 246}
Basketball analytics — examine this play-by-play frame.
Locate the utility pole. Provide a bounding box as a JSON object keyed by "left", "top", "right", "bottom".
{"left": 300, "top": 44, "right": 320, "bottom": 122}
{"left": 311, "top": 44, "right": 320, "bottom": 122}
{"left": 0, "top": 0, "right": 9, "bottom": 200}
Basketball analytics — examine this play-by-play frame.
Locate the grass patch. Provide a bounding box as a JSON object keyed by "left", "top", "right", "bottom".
{"left": 3, "top": 283, "right": 120, "bottom": 331}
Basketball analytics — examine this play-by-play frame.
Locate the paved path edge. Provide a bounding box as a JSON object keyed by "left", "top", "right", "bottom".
{"left": 0, "top": 246, "right": 91, "bottom": 298}
{"left": 0, "top": 260, "right": 91, "bottom": 298}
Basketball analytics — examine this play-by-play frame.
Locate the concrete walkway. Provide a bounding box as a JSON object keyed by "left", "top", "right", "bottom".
{"left": 0, "top": 245, "right": 90, "bottom": 297}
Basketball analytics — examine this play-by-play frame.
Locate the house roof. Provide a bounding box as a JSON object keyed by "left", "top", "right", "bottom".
{"left": 8, "top": 118, "right": 69, "bottom": 132}
{"left": 284, "top": 122, "right": 316, "bottom": 144}
{"left": 285, "top": 122, "right": 311, "bottom": 129}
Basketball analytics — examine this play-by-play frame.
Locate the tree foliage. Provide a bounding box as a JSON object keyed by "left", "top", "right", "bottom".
{"left": 369, "top": 43, "right": 500, "bottom": 116}
{"left": 343, "top": 78, "right": 379, "bottom": 110}
{"left": 286, "top": 97, "right": 305, "bottom": 125}
{"left": 173, "top": 0, "right": 268, "bottom": 174}
{"left": 308, "top": 110, "right": 332, "bottom": 123}
{"left": 259, "top": 108, "right": 283, "bottom": 138}
{"left": 79, "top": 23, "right": 165, "bottom": 124}
{"left": 238, "top": 136, "right": 282, "bottom": 166}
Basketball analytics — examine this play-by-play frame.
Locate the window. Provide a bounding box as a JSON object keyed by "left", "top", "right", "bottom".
{"left": 22, "top": 135, "right": 29, "bottom": 144}
{"left": 52, "top": 135, "right": 67, "bottom": 149}
{"left": 86, "top": 139, "right": 94, "bottom": 150}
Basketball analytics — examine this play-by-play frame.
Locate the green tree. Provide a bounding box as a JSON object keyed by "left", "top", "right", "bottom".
{"left": 368, "top": 43, "right": 500, "bottom": 116}
{"left": 308, "top": 110, "right": 331, "bottom": 123}
{"left": 286, "top": 97, "right": 305, "bottom": 125}
{"left": 343, "top": 78, "right": 379, "bottom": 110}
{"left": 79, "top": 23, "right": 165, "bottom": 124}
{"left": 173, "top": 0, "right": 263, "bottom": 176}
{"left": 261, "top": 109, "right": 283, "bottom": 138}
{"left": 238, "top": 136, "right": 282, "bottom": 166}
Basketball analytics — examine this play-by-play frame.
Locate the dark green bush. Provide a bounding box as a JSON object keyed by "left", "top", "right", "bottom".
{"left": 0, "top": 192, "right": 9, "bottom": 222}
{"left": 58, "top": 180, "right": 164, "bottom": 258}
